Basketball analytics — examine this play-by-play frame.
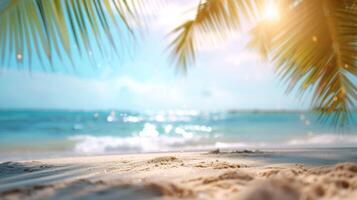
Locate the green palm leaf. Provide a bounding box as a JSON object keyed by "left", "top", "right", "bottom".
{"left": 0, "top": 0, "right": 143, "bottom": 69}
{"left": 250, "top": 0, "right": 357, "bottom": 127}
{"left": 169, "top": 0, "right": 357, "bottom": 127}
{"left": 169, "top": 0, "right": 265, "bottom": 71}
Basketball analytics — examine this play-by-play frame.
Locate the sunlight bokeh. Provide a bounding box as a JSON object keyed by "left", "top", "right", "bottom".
{"left": 263, "top": 1, "right": 280, "bottom": 21}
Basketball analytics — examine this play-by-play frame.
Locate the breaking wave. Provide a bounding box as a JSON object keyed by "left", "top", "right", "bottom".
{"left": 69, "top": 132, "right": 357, "bottom": 154}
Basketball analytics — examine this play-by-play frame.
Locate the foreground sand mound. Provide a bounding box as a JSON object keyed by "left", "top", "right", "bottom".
{"left": 238, "top": 162, "right": 357, "bottom": 200}
{"left": 0, "top": 153, "right": 356, "bottom": 200}
{"left": 240, "top": 178, "right": 301, "bottom": 200}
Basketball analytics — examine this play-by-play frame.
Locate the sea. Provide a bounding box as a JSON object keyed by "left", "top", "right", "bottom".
{"left": 0, "top": 110, "right": 356, "bottom": 160}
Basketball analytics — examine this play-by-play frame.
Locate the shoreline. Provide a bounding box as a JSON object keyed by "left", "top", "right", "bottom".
{"left": 1, "top": 150, "right": 357, "bottom": 199}
{"left": 1, "top": 146, "right": 357, "bottom": 162}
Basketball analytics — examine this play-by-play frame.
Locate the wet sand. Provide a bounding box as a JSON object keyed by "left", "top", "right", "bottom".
{"left": 0, "top": 149, "right": 357, "bottom": 200}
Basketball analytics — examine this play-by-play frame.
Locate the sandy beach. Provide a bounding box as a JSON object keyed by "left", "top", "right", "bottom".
{"left": 1, "top": 149, "right": 356, "bottom": 200}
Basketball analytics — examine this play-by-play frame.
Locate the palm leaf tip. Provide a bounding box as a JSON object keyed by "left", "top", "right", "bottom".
{"left": 168, "top": 20, "right": 196, "bottom": 72}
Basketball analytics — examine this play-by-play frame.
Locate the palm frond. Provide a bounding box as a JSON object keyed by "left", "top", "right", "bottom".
{"left": 250, "top": 0, "right": 356, "bottom": 127}
{"left": 0, "top": 0, "right": 146, "bottom": 69}
{"left": 168, "top": 0, "right": 266, "bottom": 70}
{"left": 170, "top": 0, "right": 356, "bottom": 127}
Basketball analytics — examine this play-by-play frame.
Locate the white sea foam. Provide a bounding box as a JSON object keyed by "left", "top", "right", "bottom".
{"left": 69, "top": 134, "right": 202, "bottom": 154}
{"left": 286, "top": 133, "right": 357, "bottom": 146}
{"left": 68, "top": 121, "right": 219, "bottom": 154}
{"left": 138, "top": 123, "right": 159, "bottom": 137}
{"left": 123, "top": 116, "right": 143, "bottom": 123}
{"left": 164, "top": 124, "right": 173, "bottom": 134}
{"left": 68, "top": 132, "right": 357, "bottom": 154}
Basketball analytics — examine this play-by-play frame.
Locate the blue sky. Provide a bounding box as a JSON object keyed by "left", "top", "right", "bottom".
{"left": 0, "top": 0, "right": 310, "bottom": 111}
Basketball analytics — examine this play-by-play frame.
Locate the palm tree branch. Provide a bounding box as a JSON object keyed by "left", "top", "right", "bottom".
{"left": 256, "top": 0, "right": 357, "bottom": 126}
{"left": 169, "top": 0, "right": 356, "bottom": 126}
{"left": 0, "top": 0, "right": 149, "bottom": 68}
{"left": 169, "top": 0, "right": 265, "bottom": 69}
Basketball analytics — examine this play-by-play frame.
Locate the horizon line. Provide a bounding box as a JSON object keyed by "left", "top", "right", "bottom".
{"left": 1, "top": 108, "right": 356, "bottom": 113}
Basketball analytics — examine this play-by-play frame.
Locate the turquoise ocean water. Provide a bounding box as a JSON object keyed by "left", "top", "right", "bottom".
{"left": 0, "top": 110, "right": 356, "bottom": 159}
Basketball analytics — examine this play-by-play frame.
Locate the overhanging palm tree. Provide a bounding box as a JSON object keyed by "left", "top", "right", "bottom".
{"left": 0, "top": 0, "right": 143, "bottom": 69}
{"left": 169, "top": 0, "right": 356, "bottom": 127}
{"left": 0, "top": 0, "right": 356, "bottom": 126}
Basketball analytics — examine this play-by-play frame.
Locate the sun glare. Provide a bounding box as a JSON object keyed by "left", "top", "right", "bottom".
{"left": 263, "top": 1, "right": 280, "bottom": 21}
